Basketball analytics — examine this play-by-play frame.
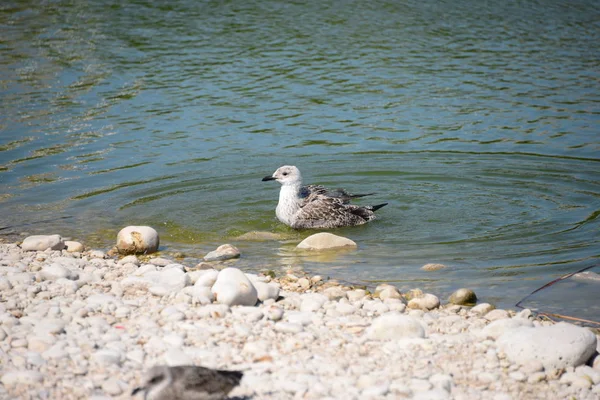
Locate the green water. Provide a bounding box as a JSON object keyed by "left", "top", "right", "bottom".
{"left": 1, "top": 0, "right": 599, "bottom": 309}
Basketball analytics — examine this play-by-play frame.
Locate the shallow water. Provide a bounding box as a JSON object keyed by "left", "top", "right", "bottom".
{"left": 1, "top": 0, "right": 599, "bottom": 309}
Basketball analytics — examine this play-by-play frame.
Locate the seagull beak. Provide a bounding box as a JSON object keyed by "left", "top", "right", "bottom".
{"left": 262, "top": 175, "right": 276, "bottom": 181}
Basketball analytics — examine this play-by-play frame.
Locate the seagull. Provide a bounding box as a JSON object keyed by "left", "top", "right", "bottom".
{"left": 262, "top": 165, "right": 387, "bottom": 229}
{"left": 132, "top": 365, "right": 243, "bottom": 400}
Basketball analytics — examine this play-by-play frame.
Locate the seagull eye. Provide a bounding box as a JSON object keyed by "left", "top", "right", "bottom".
{"left": 282, "top": 172, "right": 288, "bottom": 176}
{"left": 149, "top": 376, "right": 163, "bottom": 384}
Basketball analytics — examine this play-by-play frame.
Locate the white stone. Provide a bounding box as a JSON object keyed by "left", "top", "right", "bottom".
{"left": 145, "top": 268, "right": 191, "bottom": 293}
{"left": 407, "top": 293, "right": 440, "bottom": 310}
{"left": 366, "top": 313, "right": 426, "bottom": 340}
{"left": 203, "top": 244, "right": 240, "bottom": 261}
{"left": 91, "top": 349, "right": 122, "bottom": 366}
{"left": 193, "top": 269, "right": 220, "bottom": 287}
{"left": 323, "top": 286, "right": 347, "bottom": 301}
{"left": 191, "top": 286, "right": 214, "bottom": 305}
{"left": 575, "top": 365, "right": 600, "bottom": 384}
{"left": 300, "top": 294, "right": 328, "bottom": 312}
{"left": 497, "top": 322, "right": 597, "bottom": 370}
{"left": 64, "top": 241, "right": 84, "bottom": 252}
{"left": 118, "top": 255, "right": 139, "bottom": 266}
{"left": 429, "top": 374, "right": 453, "bottom": 392}
{"left": 0, "top": 277, "right": 12, "bottom": 291}
{"left": 296, "top": 232, "right": 357, "bottom": 250}
{"left": 484, "top": 309, "right": 510, "bottom": 321}
{"left": 470, "top": 303, "right": 495, "bottom": 315}
{"left": 33, "top": 318, "right": 65, "bottom": 336}
{"left": 253, "top": 281, "right": 280, "bottom": 302}
{"left": 347, "top": 289, "right": 367, "bottom": 302}
{"left": 211, "top": 268, "right": 257, "bottom": 306}
{"left": 266, "top": 306, "right": 284, "bottom": 321}
{"left": 21, "top": 235, "right": 65, "bottom": 251}
{"left": 40, "top": 264, "right": 77, "bottom": 280}
{"left": 116, "top": 226, "right": 159, "bottom": 254}
{"left": 275, "top": 322, "right": 303, "bottom": 334}
{"left": 1, "top": 370, "right": 44, "bottom": 386}
{"left": 480, "top": 318, "right": 534, "bottom": 339}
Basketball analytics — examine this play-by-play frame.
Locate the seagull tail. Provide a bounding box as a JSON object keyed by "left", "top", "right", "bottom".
{"left": 370, "top": 203, "right": 388, "bottom": 212}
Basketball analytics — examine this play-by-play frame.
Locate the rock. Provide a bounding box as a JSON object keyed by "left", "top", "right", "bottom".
{"left": 480, "top": 318, "right": 534, "bottom": 339}
{"left": 118, "top": 255, "right": 139, "bottom": 266}
{"left": 366, "top": 313, "right": 426, "bottom": 340}
{"left": 275, "top": 322, "right": 303, "bottom": 334}
{"left": 296, "top": 232, "right": 357, "bottom": 250}
{"left": 91, "top": 349, "right": 122, "bottom": 366}
{"left": 116, "top": 226, "right": 159, "bottom": 255}
{"left": 497, "top": 322, "right": 597, "bottom": 370}
{"left": 484, "top": 309, "right": 510, "bottom": 321}
{"left": 421, "top": 263, "right": 447, "bottom": 271}
{"left": 144, "top": 268, "right": 191, "bottom": 293}
{"left": 191, "top": 286, "right": 214, "bottom": 305}
{"left": 300, "top": 294, "right": 329, "bottom": 312}
{"left": 21, "top": 235, "right": 65, "bottom": 251}
{"left": 203, "top": 244, "right": 240, "bottom": 261}
{"left": 448, "top": 288, "right": 477, "bottom": 305}
{"left": 235, "top": 231, "right": 284, "bottom": 241}
{"left": 297, "top": 277, "right": 311, "bottom": 289}
{"left": 266, "top": 306, "right": 284, "bottom": 321}
{"left": 407, "top": 293, "right": 440, "bottom": 310}
{"left": 211, "top": 268, "right": 257, "bottom": 306}
{"left": 40, "top": 264, "right": 77, "bottom": 280}
{"left": 34, "top": 318, "right": 66, "bottom": 336}
{"left": 89, "top": 250, "right": 105, "bottom": 259}
{"left": 253, "top": 281, "right": 280, "bottom": 302}
{"left": 148, "top": 257, "right": 172, "bottom": 267}
{"left": 347, "top": 289, "right": 367, "bottom": 302}
{"left": 1, "top": 370, "right": 44, "bottom": 386}
{"left": 471, "top": 303, "right": 495, "bottom": 315}
{"left": 193, "top": 269, "right": 220, "bottom": 288}
{"left": 323, "top": 286, "right": 347, "bottom": 301}
{"left": 64, "top": 241, "right": 84, "bottom": 252}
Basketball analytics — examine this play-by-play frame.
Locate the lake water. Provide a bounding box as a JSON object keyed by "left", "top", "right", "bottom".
{"left": 1, "top": 0, "right": 599, "bottom": 310}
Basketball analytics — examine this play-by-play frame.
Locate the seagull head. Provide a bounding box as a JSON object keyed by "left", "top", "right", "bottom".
{"left": 262, "top": 165, "right": 302, "bottom": 186}
{"left": 132, "top": 366, "right": 170, "bottom": 399}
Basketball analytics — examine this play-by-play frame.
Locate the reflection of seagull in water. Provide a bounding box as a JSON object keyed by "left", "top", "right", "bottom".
{"left": 132, "top": 365, "right": 243, "bottom": 400}
{"left": 262, "top": 165, "right": 387, "bottom": 229}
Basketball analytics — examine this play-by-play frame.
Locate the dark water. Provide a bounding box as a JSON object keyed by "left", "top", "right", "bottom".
{"left": 1, "top": 0, "right": 599, "bottom": 309}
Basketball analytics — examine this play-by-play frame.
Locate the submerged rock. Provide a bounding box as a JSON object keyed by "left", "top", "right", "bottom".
{"left": 235, "top": 231, "right": 285, "bottom": 241}
{"left": 296, "top": 232, "right": 357, "bottom": 250}
{"left": 203, "top": 244, "right": 240, "bottom": 262}
{"left": 421, "top": 263, "right": 447, "bottom": 271}
{"left": 116, "top": 226, "right": 159, "bottom": 255}
{"left": 21, "top": 235, "right": 65, "bottom": 251}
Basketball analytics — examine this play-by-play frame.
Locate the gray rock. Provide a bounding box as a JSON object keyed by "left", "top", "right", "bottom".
{"left": 366, "top": 313, "right": 426, "bottom": 340}
{"left": 21, "top": 235, "right": 65, "bottom": 251}
{"left": 116, "top": 226, "right": 159, "bottom": 255}
{"left": 203, "top": 244, "right": 240, "bottom": 261}
{"left": 253, "top": 281, "right": 280, "bottom": 302}
{"left": 497, "top": 322, "right": 597, "bottom": 370}
{"left": 448, "top": 288, "right": 477, "bottom": 305}
{"left": 296, "top": 232, "right": 357, "bottom": 250}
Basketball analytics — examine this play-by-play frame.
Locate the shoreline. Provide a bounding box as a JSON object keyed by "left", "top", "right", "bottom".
{"left": 0, "top": 236, "right": 599, "bottom": 399}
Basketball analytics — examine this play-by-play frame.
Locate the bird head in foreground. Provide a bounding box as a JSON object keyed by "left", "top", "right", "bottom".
{"left": 132, "top": 365, "right": 170, "bottom": 400}
{"left": 262, "top": 165, "right": 302, "bottom": 186}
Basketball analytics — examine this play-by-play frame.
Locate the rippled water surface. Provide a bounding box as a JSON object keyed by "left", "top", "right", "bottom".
{"left": 1, "top": 0, "right": 599, "bottom": 309}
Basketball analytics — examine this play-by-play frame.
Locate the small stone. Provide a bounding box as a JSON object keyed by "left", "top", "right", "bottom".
{"left": 323, "top": 286, "right": 347, "bottom": 301}
{"left": 203, "top": 244, "right": 240, "bottom": 261}
{"left": 429, "top": 374, "right": 453, "bottom": 392}
{"left": 448, "top": 288, "right": 477, "bottom": 305}
{"left": 1, "top": 370, "right": 44, "bottom": 386}
{"left": 193, "top": 269, "right": 220, "bottom": 287}
{"left": 301, "top": 294, "right": 328, "bottom": 312}
{"left": 116, "top": 226, "right": 159, "bottom": 255}
{"left": 101, "top": 378, "right": 124, "bottom": 396}
{"left": 421, "top": 263, "right": 447, "bottom": 271}
{"left": 148, "top": 257, "right": 172, "bottom": 267}
{"left": 509, "top": 371, "right": 527, "bottom": 382}
{"left": 484, "top": 309, "right": 510, "bottom": 321}
{"left": 296, "top": 232, "right": 357, "bottom": 250}
{"left": 89, "top": 250, "right": 106, "bottom": 259}
{"left": 211, "top": 268, "right": 257, "bottom": 306}
{"left": 21, "top": 235, "right": 65, "bottom": 251}
{"left": 266, "top": 306, "right": 284, "bottom": 321}
{"left": 275, "top": 322, "right": 303, "bottom": 334}
{"left": 118, "top": 255, "right": 139, "bottom": 266}
{"left": 471, "top": 303, "right": 495, "bottom": 315}
{"left": 40, "top": 264, "right": 77, "bottom": 281}
{"left": 91, "top": 349, "right": 122, "bottom": 366}
{"left": 407, "top": 293, "right": 440, "bottom": 310}
{"left": 366, "top": 313, "right": 426, "bottom": 340}
{"left": 480, "top": 318, "right": 534, "bottom": 339}
{"left": 235, "top": 231, "right": 284, "bottom": 241}
{"left": 298, "top": 278, "right": 311, "bottom": 289}
{"left": 64, "top": 241, "right": 84, "bottom": 252}
{"left": 347, "top": 289, "right": 367, "bottom": 302}
{"left": 253, "top": 281, "right": 280, "bottom": 302}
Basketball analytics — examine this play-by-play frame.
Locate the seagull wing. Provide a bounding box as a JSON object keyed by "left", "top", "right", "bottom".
{"left": 178, "top": 366, "right": 243, "bottom": 397}
{"left": 302, "top": 184, "right": 373, "bottom": 204}
{"left": 293, "top": 195, "right": 367, "bottom": 229}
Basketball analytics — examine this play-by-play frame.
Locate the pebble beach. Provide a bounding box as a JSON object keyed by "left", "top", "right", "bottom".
{"left": 0, "top": 231, "right": 599, "bottom": 400}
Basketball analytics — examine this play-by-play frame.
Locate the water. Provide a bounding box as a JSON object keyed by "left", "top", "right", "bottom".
{"left": 1, "top": 0, "right": 599, "bottom": 309}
